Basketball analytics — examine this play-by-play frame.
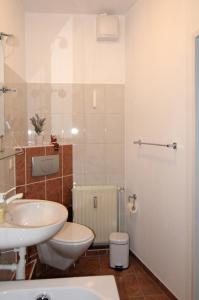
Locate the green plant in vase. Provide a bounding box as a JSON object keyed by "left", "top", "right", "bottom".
{"left": 30, "top": 113, "right": 46, "bottom": 145}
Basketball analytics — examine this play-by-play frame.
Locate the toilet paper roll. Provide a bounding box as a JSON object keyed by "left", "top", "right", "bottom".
{"left": 128, "top": 202, "right": 138, "bottom": 216}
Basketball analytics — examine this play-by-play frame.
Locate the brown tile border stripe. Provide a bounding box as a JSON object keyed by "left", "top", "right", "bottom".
{"left": 15, "top": 145, "right": 73, "bottom": 206}
{"left": 130, "top": 251, "right": 178, "bottom": 300}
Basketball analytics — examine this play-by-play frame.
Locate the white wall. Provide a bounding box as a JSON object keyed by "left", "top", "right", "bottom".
{"left": 187, "top": 2, "right": 199, "bottom": 299}
{"left": 0, "top": 0, "right": 26, "bottom": 193}
{"left": 26, "top": 13, "right": 125, "bottom": 84}
{"left": 125, "top": 0, "right": 199, "bottom": 299}
{"left": 0, "top": 0, "right": 26, "bottom": 81}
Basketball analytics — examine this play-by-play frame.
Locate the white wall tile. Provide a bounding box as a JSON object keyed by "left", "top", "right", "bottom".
{"left": 105, "top": 85, "right": 124, "bottom": 114}
{"left": 72, "top": 144, "right": 85, "bottom": 175}
{"left": 0, "top": 158, "right": 15, "bottom": 192}
{"left": 84, "top": 173, "right": 107, "bottom": 185}
{"left": 84, "top": 85, "right": 105, "bottom": 114}
{"left": 106, "top": 173, "right": 124, "bottom": 186}
{"left": 51, "top": 84, "right": 72, "bottom": 115}
{"left": 105, "top": 144, "right": 124, "bottom": 175}
{"left": 85, "top": 114, "right": 105, "bottom": 143}
{"left": 84, "top": 144, "right": 106, "bottom": 175}
{"left": 72, "top": 84, "right": 85, "bottom": 114}
{"left": 73, "top": 173, "right": 86, "bottom": 186}
{"left": 51, "top": 114, "right": 73, "bottom": 140}
{"left": 27, "top": 83, "right": 125, "bottom": 187}
{"left": 105, "top": 114, "right": 124, "bottom": 144}
{"left": 72, "top": 114, "right": 85, "bottom": 144}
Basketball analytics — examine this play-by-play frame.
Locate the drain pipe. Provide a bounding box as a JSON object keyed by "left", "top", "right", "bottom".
{"left": 15, "top": 247, "right": 26, "bottom": 280}
{"left": 0, "top": 247, "right": 26, "bottom": 280}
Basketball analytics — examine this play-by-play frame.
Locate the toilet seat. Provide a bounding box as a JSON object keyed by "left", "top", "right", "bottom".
{"left": 37, "top": 222, "right": 94, "bottom": 270}
{"left": 51, "top": 222, "right": 94, "bottom": 245}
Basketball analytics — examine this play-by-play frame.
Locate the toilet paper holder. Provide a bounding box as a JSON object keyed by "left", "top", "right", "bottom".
{"left": 128, "top": 194, "right": 137, "bottom": 210}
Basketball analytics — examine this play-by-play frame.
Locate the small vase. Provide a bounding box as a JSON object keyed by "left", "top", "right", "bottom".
{"left": 35, "top": 134, "right": 44, "bottom": 146}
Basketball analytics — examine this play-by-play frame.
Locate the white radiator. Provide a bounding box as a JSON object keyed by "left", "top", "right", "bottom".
{"left": 72, "top": 185, "right": 118, "bottom": 244}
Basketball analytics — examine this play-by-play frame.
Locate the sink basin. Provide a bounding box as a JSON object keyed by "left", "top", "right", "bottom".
{"left": 0, "top": 276, "right": 120, "bottom": 300}
{"left": 0, "top": 199, "right": 68, "bottom": 250}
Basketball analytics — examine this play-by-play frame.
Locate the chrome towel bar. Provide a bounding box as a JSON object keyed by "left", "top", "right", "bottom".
{"left": 0, "top": 32, "right": 13, "bottom": 40}
{"left": 0, "top": 87, "right": 16, "bottom": 94}
{"left": 133, "top": 140, "right": 177, "bottom": 150}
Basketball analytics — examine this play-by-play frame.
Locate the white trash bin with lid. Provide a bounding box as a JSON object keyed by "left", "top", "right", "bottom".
{"left": 109, "top": 232, "right": 129, "bottom": 269}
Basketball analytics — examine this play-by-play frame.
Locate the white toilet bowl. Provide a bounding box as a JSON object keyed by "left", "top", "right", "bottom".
{"left": 37, "top": 222, "right": 94, "bottom": 270}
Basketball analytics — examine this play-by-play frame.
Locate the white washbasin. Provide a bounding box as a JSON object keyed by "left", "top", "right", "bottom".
{"left": 0, "top": 199, "right": 68, "bottom": 250}
{"left": 0, "top": 276, "right": 120, "bottom": 300}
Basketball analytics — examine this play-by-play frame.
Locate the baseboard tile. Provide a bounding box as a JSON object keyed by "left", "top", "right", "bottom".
{"left": 130, "top": 250, "right": 178, "bottom": 300}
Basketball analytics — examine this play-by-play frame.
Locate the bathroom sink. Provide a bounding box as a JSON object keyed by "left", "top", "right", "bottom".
{"left": 0, "top": 276, "right": 120, "bottom": 300}
{"left": 0, "top": 200, "right": 68, "bottom": 250}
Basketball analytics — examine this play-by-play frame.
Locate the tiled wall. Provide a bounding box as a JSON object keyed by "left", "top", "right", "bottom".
{"left": 25, "top": 12, "right": 125, "bottom": 199}
{"left": 15, "top": 144, "right": 73, "bottom": 212}
{"left": 73, "top": 84, "right": 124, "bottom": 187}
{"left": 27, "top": 83, "right": 125, "bottom": 188}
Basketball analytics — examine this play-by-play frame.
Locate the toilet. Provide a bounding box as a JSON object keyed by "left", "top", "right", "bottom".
{"left": 37, "top": 222, "right": 95, "bottom": 270}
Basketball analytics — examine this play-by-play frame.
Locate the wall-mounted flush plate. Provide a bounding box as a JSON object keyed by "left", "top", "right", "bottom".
{"left": 32, "top": 155, "right": 59, "bottom": 177}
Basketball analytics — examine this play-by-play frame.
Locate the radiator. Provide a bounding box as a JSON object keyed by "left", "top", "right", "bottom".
{"left": 72, "top": 185, "right": 118, "bottom": 244}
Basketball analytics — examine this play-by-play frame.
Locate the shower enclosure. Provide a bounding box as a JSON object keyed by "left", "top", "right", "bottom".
{"left": 25, "top": 13, "right": 126, "bottom": 244}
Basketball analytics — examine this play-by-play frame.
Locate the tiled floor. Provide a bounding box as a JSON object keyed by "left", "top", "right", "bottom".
{"left": 33, "top": 253, "right": 174, "bottom": 300}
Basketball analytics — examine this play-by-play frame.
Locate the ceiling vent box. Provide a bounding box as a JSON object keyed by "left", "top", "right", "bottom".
{"left": 96, "top": 14, "right": 119, "bottom": 41}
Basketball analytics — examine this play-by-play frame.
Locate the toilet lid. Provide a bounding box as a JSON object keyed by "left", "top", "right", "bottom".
{"left": 52, "top": 222, "right": 94, "bottom": 244}
{"left": 109, "top": 232, "right": 129, "bottom": 244}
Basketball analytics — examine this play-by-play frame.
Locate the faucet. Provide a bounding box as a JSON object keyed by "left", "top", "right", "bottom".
{"left": 0, "top": 187, "right": 23, "bottom": 204}
{"left": 6, "top": 193, "right": 23, "bottom": 204}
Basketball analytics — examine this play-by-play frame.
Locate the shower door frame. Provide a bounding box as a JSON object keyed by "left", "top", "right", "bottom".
{"left": 195, "top": 35, "right": 199, "bottom": 300}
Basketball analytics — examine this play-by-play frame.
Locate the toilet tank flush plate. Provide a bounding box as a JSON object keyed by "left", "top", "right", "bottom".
{"left": 32, "top": 155, "right": 59, "bottom": 176}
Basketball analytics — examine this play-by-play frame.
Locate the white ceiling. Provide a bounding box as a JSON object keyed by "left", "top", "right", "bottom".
{"left": 25, "top": 0, "right": 137, "bottom": 15}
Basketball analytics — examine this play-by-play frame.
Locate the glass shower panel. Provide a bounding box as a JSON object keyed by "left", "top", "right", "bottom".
{"left": 71, "top": 15, "right": 126, "bottom": 235}
{"left": 195, "top": 35, "right": 199, "bottom": 300}
{"left": 0, "top": 39, "right": 4, "bottom": 137}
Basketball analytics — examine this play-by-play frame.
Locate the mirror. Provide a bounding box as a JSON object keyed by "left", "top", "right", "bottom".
{"left": 0, "top": 39, "right": 4, "bottom": 137}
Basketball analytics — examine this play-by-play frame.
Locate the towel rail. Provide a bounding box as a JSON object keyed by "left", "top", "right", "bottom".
{"left": 133, "top": 140, "right": 177, "bottom": 150}
{"left": 0, "top": 32, "right": 13, "bottom": 40}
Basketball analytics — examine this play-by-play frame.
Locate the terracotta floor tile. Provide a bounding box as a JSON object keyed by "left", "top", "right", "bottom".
{"left": 127, "top": 296, "right": 145, "bottom": 300}
{"left": 128, "top": 298, "right": 144, "bottom": 300}
{"left": 137, "top": 276, "right": 164, "bottom": 297}
{"left": 132, "top": 260, "right": 147, "bottom": 276}
{"left": 116, "top": 273, "right": 143, "bottom": 298}
{"left": 99, "top": 255, "right": 119, "bottom": 276}
{"left": 34, "top": 254, "right": 174, "bottom": 300}
{"left": 144, "top": 295, "right": 172, "bottom": 300}
{"left": 77, "top": 256, "right": 101, "bottom": 275}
